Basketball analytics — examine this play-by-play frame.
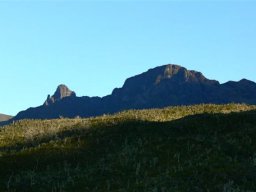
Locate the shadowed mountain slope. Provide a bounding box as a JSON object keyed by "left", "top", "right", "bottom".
{"left": 10, "top": 64, "right": 256, "bottom": 121}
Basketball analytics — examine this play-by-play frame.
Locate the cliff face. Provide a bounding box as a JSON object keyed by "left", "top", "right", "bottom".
{"left": 11, "top": 64, "right": 256, "bottom": 121}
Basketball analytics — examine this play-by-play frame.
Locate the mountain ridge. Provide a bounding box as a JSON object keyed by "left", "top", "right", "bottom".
{"left": 0, "top": 113, "right": 12, "bottom": 122}
{"left": 5, "top": 64, "right": 256, "bottom": 123}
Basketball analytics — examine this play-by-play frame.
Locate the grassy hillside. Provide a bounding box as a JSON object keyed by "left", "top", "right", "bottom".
{"left": 1, "top": 104, "right": 256, "bottom": 191}
{"left": 0, "top": 114, "right": 12, "bottom": 122}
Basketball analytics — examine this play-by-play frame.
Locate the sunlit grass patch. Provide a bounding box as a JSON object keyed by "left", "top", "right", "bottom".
{"left": 1, "top": 104, "right": 256, "bottom": 191}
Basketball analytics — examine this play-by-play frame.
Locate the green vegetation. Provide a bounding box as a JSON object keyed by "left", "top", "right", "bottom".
{"left": 1, "top": 104, "right": 256, "bottom": 191}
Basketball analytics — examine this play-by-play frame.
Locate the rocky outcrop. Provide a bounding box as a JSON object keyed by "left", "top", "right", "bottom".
{"left": 44, "top": 84, "right": 76, "bottom": 106}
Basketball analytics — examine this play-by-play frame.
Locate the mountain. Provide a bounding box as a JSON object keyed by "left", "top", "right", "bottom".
{"left": 0, "top": 114, "right": 12, "bottom": 122}
{"left": 9, "top": 64, "right": 256, "bottom": 121}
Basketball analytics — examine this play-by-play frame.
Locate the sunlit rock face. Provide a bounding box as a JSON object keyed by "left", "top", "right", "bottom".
{"left": 44, "top": 84, "right": 76, "bottom": 106}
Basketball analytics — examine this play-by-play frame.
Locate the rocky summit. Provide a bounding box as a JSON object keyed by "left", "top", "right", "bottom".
{"left": 44, "top": 84, "right": 76, "bottom": 106}
{"left": 8, "top": 64, "right": 256, "bottom": 121}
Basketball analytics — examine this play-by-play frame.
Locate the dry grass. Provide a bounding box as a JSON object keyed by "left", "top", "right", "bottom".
{"left": 0, "top": 104, "right": 256, "bottom": 191}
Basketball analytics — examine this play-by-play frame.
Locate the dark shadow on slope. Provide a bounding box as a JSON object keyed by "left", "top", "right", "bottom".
{"left": 1, "top": 109, "right": 256, "bottom": 152}
{"left": 1, "top": 110, "right": 256, "bottom": 191}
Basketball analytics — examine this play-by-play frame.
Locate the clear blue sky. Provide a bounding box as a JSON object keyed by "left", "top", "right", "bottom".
{"left": 1, "top": 1, "right": 256, "bottom": 115}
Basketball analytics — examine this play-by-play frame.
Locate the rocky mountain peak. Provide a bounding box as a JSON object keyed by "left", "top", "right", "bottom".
{"left": 163, "top": 64, "right": 183, "bottom": 76}
{"left": 160, "top": 64, "right": 206, "bottom": 82}
{"left": 120, "top": 64, "right": 217, "bottom": 90}
{"left": 44, "top": 84, "right": 76, "bottom": 106}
